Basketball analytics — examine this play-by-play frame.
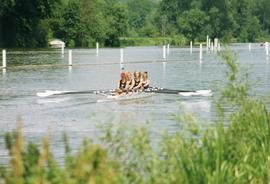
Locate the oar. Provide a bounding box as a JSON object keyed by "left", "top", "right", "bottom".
{"left": 161, "top": 88, "right": 196, "bottom": 93}
{"left": 147, "top": 87, "right": 195, "bottom": 93}
{"left": 37, "top": 89, "right": 114, "bottom": 97}
{"left": 146, "top": 87, "right": 212, "bottom": 96}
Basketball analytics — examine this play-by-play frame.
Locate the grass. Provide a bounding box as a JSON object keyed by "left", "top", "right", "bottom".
{"left": 0, "top": 50, "right": 270, "bottom": 183}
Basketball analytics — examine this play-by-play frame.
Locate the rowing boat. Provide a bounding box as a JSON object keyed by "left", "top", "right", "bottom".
{"left": 97, "top": 92, "right": 155, "bottom": 103}
{"left": 36, "top": 87, "right": 212, "bottom": 98}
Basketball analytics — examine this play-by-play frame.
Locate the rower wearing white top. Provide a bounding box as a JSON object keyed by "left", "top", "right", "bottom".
{"left": 133, "top": 71, "right": 143, "bottom": 91}
{"left": 141, "top": 71, "right": 150, "bottom": 90}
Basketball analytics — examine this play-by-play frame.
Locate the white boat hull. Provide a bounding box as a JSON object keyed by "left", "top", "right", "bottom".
{"left": 97, "top": 92, "right": 155, "bottom": 102}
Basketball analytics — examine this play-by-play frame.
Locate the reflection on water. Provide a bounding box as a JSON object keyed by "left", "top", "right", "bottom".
{"left": 180, "top": 99, "right": 211, "bottom": 113}
{"left": 0, "top": 44, "right": 269, "bottom": 163}
{"left": 36, "top": 97, "right": 71, "bottom": 104}
{"left": 2, "top": 69, "right": 6, "bottom": 78}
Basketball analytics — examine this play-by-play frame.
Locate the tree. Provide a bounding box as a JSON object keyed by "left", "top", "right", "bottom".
{"left": 255, "top": 0, "right": 270, "bottom": 34}
{"left": 126, "top": 0, "right": 157, "bottom": 36}
{"left": 104, "top": 2, "right": 128, "bottom": 46}
{"left": 79, "top": 0, "right": 108, "bottom": 46}
{"left": 0, "top": 0, "right": 15, "bottom": 16}
{"left": 201, "top": 0, "right": 236, "bottom": 41}
{"left": 238, "top": 17, "right": 261, "bottom": 42}
{"left": 177, "top": 9, "right": 209, "bottom": 42}
{"left": 61, "top": 0, "right": 82, "bottom": 47}
{"left": 0, "top": 0, "right": 61, "bottom": 47}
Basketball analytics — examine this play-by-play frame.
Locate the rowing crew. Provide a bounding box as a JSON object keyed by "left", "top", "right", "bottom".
{"left": 116, "top": 71, "right": 150, "bottom": 95}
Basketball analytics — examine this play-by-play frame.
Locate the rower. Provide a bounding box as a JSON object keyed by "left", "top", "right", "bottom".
{"left": 125, "top": 71, "right": 135, "bottom": 91}
{"left": 132, "top": 71, "right": 142, "bottom": 91}
{"left": 116, "top": 72, "right": 127, "bottom": 95}
{"left": 141, "top": 71, "right": 150, "bottom": 90}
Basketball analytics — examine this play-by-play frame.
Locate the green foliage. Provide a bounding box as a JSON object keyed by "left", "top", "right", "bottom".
{"left": 255, "top": 0, "right": 270, "bottom": 35}
{"left": 1, "top": 51, "right": 270, "bottom": 183}
{"left": 0, "top": 122, "right": 121, "bottom": 184}
{"left": 104, "top": 2, "right": 128, "bottom": 47}
{"left": 177, "top": 9, "right": 209, "bottom": 42}
{"left": 61, "top": 0, "right": 82, "bottom": 47}
{"left": 0, "top": 0, "right": 61, "bottom": 47}
{"left": 0, "top": 0, "right": 15, "bottom": 16}
{"left": 1, "top": 0, "right": 270, "bottom": 47}
{"left": 126, "top": 0, "right": 157, "bottom": 36}
{"left": 158, "top": 0, "right": 269, "bottom": 42}
{"left": 119, "top": 36, "right": 187, "bottom": 47}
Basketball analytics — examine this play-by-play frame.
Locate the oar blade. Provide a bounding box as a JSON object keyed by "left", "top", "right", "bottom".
{"left": 37, "top": 92, "right": 51, "bottom": 97}
{"left": 179, "top": 90, "right": 212, "bottom": 97}
{"left": 36, "top": 90, "right": 71, "bottom": 97}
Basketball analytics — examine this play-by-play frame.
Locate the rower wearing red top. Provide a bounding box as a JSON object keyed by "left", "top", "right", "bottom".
{"left": 116, "top": 72, "right": 127, "bottom": 95}
{"left": 141, "top": 71, "right": 150, "bottom": 90}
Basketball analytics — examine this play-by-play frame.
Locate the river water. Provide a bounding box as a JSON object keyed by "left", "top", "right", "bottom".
{"left": 0, "top": 44, "right": 269, "bottom": 163}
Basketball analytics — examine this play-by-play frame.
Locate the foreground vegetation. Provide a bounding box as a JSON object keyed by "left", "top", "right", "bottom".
{"left": 1, "top": 0, "right": 270, "bottom": 47}
{"left": 1, "top": 51, "right": 270, "bottom": 183}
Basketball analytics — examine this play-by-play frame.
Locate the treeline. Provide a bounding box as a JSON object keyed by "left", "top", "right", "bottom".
{"left": 0, "top": 0, "right": 270, "bottom": 48}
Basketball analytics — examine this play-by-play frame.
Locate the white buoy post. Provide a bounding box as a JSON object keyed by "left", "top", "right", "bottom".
{"left": 218, "top": 43, "right": 221, "bottom": 52}
{"left": 120, "top": 48, "right": 124, "bottom": 70}
{"left": 96, "top": 42, "right": 99, "bottom": 56}
{"left": 163, "top": 45, "right": 166, "bottom": 60}
{"left": 190, "top": 41, "right": 193, "bottom": 54}
{"left": 214, "top": 38, "right": 218, "bottom": 49}
{"left": 61, "top": 44, "right": 64, "bottom": 55}
{"left": 206, "top": 35, "right": 209, "bottom": 50}
{"left": 68, "top": 50, "right": 72, "bottom": 66}
{"left": 199, "top": 44, "right": 202, "bottom": 60}
{"left": 211, "top": 42, "right": 214, "bottom": 52}
{"left": 249, "top": 43, "right": 251, "bottom": 52}
{"left": 266, "top": 42, "right": 269, "bottom": 56}
{"left": 120, "top": 48, "right": 124, "bottom": 63}
{"left": 167, "top": 44, "right": 170, "bottom": 54}
{"left": 2, "top": 50, "right": 6, "bottom": 68}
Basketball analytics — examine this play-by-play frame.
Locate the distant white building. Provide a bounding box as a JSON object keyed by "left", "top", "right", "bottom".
{"left": 49, "top": 39, "right": 65, "bottom": 48}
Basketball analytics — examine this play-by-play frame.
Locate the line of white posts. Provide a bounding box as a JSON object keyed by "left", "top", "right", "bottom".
{"left": 3, "top": 40, "right": 270, "bottom": 69}
{"left": 205, "top": 36, "right": 221, "bottom": 52}
{"left": 57, "top": 41, "right": 270, "bottom": 67}
{"left": 190, "top": 36, "right": 220, "bottom": 61}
